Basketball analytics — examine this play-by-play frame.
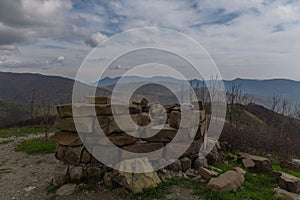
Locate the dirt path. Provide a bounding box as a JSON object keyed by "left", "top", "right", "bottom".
{"left": 0, "top": 135, "right": 203, "bottom": 200}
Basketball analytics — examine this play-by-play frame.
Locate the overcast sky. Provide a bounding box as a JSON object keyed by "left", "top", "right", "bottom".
{"left": 0, "top": 0, "right": 299, "bottom": 81}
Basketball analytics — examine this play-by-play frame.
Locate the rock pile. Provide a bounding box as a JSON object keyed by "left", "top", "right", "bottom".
{"left": 52, "top": 97, "right": 208, "bottom": 193}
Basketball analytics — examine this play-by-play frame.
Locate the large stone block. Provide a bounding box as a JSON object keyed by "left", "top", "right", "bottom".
{"left": 55, "top": 117, "right": 94, "bottom": 133}
{"left": 55, "top": 145, "right": 82, "bottom": 165}
{"left": 96, "top": 115, "right": 136, "bottom": 134}
{"left": 168, "top": 110, "right": 202, "bottom": 129}
{"left": 54, "top": 132, "right": 83, "bottom": 147}
{"left": 121, "top": 143, "right": 163, "bottom": 161}
{"left": 91, "top": 145, "right": 121, "bottom": 164}
{"left": 85, "top": 96, "right": 110, "bottom": 104}
{"left": 84, "top": 133, "right": 137, "bottom": 147}
{"left": 164, "top": 139, "right": 203, "bottom": 159}
{"left": 144, "top": 125, "right": 191, "bottom": 143}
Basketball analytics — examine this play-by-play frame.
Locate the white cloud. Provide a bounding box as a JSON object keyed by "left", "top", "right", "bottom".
{"left": 55, "top": 56, "right": 65, "bottom": 62}
{"left": 85, "top": 32, "right": 108, "bottom": 47}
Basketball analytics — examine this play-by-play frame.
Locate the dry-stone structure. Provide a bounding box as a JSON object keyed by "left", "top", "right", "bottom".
{"left": 53, "top": 96, "right": 208, "bottom": 192}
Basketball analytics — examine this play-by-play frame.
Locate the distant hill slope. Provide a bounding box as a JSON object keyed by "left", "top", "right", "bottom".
{"left": 0, "top": 72, "right": 111, "bottom": 105}
{"left": 223, "top": 78, "right": 300, "bottom": 105}
{"left": 95, "top": 76, "right": 300, "bottom": 106}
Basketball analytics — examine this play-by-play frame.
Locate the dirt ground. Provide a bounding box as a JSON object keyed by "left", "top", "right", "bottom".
{"left": 0, "top": 135, "right": 203, "bottom": 200}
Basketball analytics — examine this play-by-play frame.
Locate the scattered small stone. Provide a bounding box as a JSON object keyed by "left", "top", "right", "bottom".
{"left": 198, "top": 167, "right": 216, "bottom": 181}
{"left": 24, "top": 186, "right": 36, "bottom": 192}
{"left": 192, "top": 175, "right": 202, "bottom": 181}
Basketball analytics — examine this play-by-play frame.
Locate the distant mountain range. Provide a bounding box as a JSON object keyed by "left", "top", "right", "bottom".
{"left": 92, "top": 76, "right": 300, "bottom": 106}
{"left": 0, "top": 72, "right": 105, "bottom": 105}
{"left": 0, "top": 72, "right": 299, "bottom": 107}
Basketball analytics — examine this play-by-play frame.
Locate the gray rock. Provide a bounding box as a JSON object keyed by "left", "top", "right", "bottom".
{"left": 69, "top": 166, "right": 84, "bottom": 181}
{"left": 181, "top": 157, "right": 192, "bottom": 172}
{"left": 53, "top": 164, "right": 68, "bottom": 186}
{"left": 168, "top": 160, "right": 182, "bottom": 172}
{"left": 193, "top": 157, "right": 208, "bottom": 170}
{"left": 56, "top": 184, "right": 76, "bottom": 196}
{"left": 87, "top": 166, "right": 102, "bottom": 179}
{"left": 206, "top": 167, "right": 246, "bottom": 192}
{"left": 278, "top": 172, "right": 300, "bottom": 193}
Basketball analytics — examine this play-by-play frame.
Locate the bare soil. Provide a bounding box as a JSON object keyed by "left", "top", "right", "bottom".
{"left": 0, "top": 135, "right": 203, "bottom": 200}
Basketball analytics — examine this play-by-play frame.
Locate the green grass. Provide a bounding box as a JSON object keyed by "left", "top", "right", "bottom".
{"left": 0, "top": 125, "right": 56, "bottom": 138}
{"left": 128, "top": 153, "right": 282, "bottom": 200}
{"left": 130, "top": 179, "right": 175, "bottom": 200}
{"left": 0, "top": 139, "right": 14, "bottom": 145}
{"left": 15, "top": 137, "right": 56, "bottom": 154}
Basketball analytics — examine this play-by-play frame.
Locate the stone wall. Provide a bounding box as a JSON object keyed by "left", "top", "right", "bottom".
{"left": 53, "top": 97, "right": 208, "bottom": 190}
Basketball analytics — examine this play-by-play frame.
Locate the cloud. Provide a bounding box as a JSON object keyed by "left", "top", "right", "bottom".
{"left": 85, "top": 32, "right": 108, "bottom": 47}
{"left": 0, "top": 45, "right": 19, "bottom": 55}
{"left": 0, "top": 0, "right": 72, "bottom": 45}
{"left": 55, "top": 56, "right": 65, "bottom": 62}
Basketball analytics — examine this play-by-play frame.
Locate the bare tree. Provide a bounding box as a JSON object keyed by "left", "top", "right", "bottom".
{"left": 269, "top": 93, "right": 282, "bottom": 112}
{"left": 42, "top": 97, "right": 51, "bottom": 142}
{"left": 226, "top": 82, "right": 241, "bottom": 125}
{"left": 29, "top": 90, "right": 37, "bottom": 126}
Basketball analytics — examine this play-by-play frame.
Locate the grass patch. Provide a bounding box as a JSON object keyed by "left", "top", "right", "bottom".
{"left": 130, "top": 179, "right": 175, "bottom": 200}
{"left": 0, "top": 125, "right": 56, "bottom": 138}
{"left": 15, "top": 137, "right": 56, "bottom": 154}
{"left": 0, "top": 139, "right": 14, "bottom": 145}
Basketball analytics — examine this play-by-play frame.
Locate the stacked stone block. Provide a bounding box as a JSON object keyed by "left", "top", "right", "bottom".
{"left": 53, "top": 97, "right": 208, "bottom": 187}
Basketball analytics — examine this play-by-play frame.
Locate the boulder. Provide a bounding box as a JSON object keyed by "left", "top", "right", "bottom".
{"left": 206, "top": 167, "right": 245, "bottom": 192}
{"left": 168, "top": 160, "right": 182, "bottom": 172}
{"left": 53, "top": 164, "right": 68, "bottom": 186}
{"left": 113, "top": 158, "right": 161, "bottom": 193}
{"left": 273, "top": 188, "right": 300, "bottom": 200}
{"left": 87, "top": 166, "right": 102, "bottom": 179}
{"left": 278, "top": 172, "right": 300, "bottom": 193}
{"left": 181, "top": 157, "right": 192, "bottom": 172}
{"left": 80, "top": 148, "right": 91, "bottom": 163}
{"left": 193, "top": 157, "right": 208, "bottom": 170}
{"left": 54, "top": 132, "right": 82, "bottom": 147}
{"left": 239, "top": 154, "right": 273, "bottom": 173}
{"left": 69, "top": 166, "right": 84, "bottom": 181}
{"left": 168, "top": 111, "right": 181, "bottom": 129}
{"left": 56, "top": 184, "right": 76, "bottom": 196}
{"left": 103, "top": 172, "right": 114, "bottom": 187}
